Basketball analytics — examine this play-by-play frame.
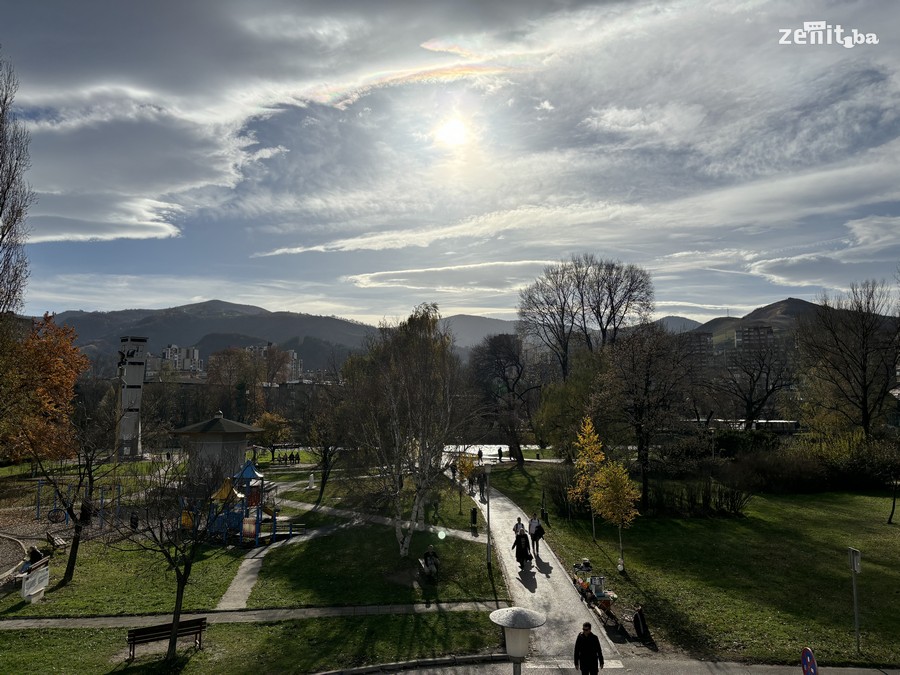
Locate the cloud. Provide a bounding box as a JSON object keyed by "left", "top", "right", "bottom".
{"left": 3, "top": 0, "right": 897, "bottom": 324}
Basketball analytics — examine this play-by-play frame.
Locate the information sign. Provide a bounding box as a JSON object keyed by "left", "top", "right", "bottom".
{"left": 21, "top": 566, "right": 50, "bottom": 600}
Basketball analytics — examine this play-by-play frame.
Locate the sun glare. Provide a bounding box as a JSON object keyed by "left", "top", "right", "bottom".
{"left": 434, "top": 118, "right": 469, "bottom": 147}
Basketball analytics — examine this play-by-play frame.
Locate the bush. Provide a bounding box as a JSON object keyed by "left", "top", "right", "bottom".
{"left": 646, "top": 476, "right": 752, "bottom": 517}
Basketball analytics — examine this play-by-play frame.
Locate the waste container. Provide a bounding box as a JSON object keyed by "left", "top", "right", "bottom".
{"left": 470, "top": 507, "right": 478, "bottom": 527}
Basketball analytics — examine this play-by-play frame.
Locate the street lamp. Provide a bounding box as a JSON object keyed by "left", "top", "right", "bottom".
{"left": 490, "top": 607, "right": 546, "bottom": 675}
{"left": 485, "top": 463, "right": 492, "bottom": 569}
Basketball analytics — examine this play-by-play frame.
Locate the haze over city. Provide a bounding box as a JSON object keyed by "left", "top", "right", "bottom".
{"left": 5, "top": 0, "right": 899, "bottom": 326}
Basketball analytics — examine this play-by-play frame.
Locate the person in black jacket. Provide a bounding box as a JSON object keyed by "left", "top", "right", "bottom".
{"left": 574, "top": 622, "right": 604, "bottom": 673}
{"left": 511, "top": 530, "right": 531, "bottom": 569}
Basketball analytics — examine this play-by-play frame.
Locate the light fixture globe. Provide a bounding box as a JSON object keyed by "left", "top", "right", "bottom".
{"left": 490, "top": 607, "right": 546, "bottom": 659}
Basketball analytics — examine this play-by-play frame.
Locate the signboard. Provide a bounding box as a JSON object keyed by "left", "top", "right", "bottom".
{"left": 801, "top": 646, "right": 818, "bottom": 675}
{"left": 848, "top": 547, "right": 861, "bottom": 573}
{"left": 21, "top": 565, "right": 50, "bottom": 600}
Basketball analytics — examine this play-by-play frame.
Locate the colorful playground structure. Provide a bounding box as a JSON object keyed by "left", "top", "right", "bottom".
{"left": 187, "top": 460, "right": 299, "bottom": 547}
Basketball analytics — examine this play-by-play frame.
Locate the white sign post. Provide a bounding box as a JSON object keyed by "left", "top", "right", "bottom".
{"left": 21, "top": 565, "right": 50, "bottom": 604}
{"left": 849, "top": 547, "right": 861, "bottom": 654}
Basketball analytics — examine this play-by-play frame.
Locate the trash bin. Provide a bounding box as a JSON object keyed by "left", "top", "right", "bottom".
{"left": 470, "top": 507, "right": 478, "bottom": 527}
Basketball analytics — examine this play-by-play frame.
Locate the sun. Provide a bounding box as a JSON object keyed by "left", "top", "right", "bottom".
{"left": 434, "top": 118, "right": 469, "bottom": 147}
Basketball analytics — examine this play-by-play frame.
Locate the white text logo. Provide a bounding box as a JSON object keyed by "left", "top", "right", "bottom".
{"left": 778, "top": 22, "right": 879, "bottom": 48}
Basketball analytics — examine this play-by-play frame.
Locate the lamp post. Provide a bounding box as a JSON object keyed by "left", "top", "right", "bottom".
{"left": 485, "top": 463, "right": 492, "bottom": 569}
{"left": 490, "top": 607, "right": 546, "bottom": 675}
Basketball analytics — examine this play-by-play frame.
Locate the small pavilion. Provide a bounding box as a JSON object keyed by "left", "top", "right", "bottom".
{"left": 173, "top": 411, "right": 262, "bottom": 484}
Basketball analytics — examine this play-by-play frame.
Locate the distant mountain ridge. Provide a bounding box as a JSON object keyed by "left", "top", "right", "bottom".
{"left": 48, "top": 297, "right": 824, "bottom": 373}
{"left": 52, "top": 300, "right": 519, "bottom": 373}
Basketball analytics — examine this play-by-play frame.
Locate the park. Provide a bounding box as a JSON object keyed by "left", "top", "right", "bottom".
{"left": 0, "top": 439, "right": 898, "bottom": 673}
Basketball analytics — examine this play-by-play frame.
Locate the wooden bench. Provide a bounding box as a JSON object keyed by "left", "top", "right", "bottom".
{"left": 46, "top": 532, "right": 67, "bottom": 553}
{"left": 126, "top": 617, "right": 207, "bottom": 660}
{"left": 272, "top": 521, "right": 306, "bottom": 541}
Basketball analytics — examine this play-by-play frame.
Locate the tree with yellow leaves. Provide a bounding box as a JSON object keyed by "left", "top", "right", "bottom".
{"left": 568, "top": 415, "right": 640, "bottom": 570}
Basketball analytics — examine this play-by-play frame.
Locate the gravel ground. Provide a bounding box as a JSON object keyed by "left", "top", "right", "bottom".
{"left": 0, "top": 506, "right": 62, "bottom": 576}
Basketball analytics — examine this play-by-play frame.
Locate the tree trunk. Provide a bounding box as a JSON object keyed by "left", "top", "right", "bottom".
{"left": 888, "top": 478, "right": 897, "bottom": 525}
{"left": 618, "top": 524, "right": 624, "bottom": 568}
{"left": 62, "top": 520, "right": 83, "bottom": 586}
{"left": 638, "top": 434, "right": 649, "bottom": 513}
{"left": 314, "top": 456, "right": 333, "bottom": 506}
{"left": 167, "top": 563, "right": 190, "bottom": 661}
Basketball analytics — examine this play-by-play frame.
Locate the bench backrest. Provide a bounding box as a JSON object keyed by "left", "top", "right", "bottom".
{"left": 28, "top": 557, "right": 50, "bottom": 573}
{"left": 127, "top": 617, "right": 207, "bottom": 641}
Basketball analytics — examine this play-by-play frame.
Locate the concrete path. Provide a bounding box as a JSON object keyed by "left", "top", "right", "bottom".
{"left": 469, "top": 472, "right": 625, "bottom": 669}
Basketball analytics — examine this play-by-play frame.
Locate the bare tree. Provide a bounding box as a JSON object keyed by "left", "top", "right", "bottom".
{"left": 518, "top": 257, "right": 654, "bottom": 381}
{"left": 0, "top": 51, "right": 33, "bottom": 315}
{"left": 709, "top": 333, "right": 796, "bottom": 429}
{"left": 469, "top": 333, "right": 540, "bottom": 466}
{"left": 295, "top": 381, "right": 346, "bottom": 506}
{"left": 115, "top": 449, "right": 233, "bottom": 662}
{"left": 585, "top": 257, "right": 654, "bottom": 347}
{"left": 37, "top": 396, "right": 119, "bottom": 586}
{"left": 799, "top": 280, "right": 899, "bottom": 439}
{"left": 518, "top": 263, "right": 579, "bottom": 380}
{"left": 596, "top": 323, "right": 693, "bottom": 511}
{"left": 342, "top": 303, "right": 470, "bottom": 557}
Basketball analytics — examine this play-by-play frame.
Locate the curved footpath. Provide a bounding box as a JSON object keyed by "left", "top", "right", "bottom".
{"left": 0, "top": 472, "right": 896, "bottom": 675}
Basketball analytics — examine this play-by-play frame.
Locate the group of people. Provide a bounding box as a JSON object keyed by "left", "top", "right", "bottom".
{"left": 510, "top": 514, "right": 604, "bottom": 673}
{"left": 511, "top": 513, "right": 545, "bottom": 568}
{"left": 276, "top": 452, "right": 302, "bottom": 464}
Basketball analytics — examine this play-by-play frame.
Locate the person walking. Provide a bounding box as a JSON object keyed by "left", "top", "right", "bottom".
{"left": 574, "top": 622, "right": 604, "bottom": 673}
{"left": 497, "top": 446, "right": 503, "bottom": 462}
{"left": 511, "top": 530, "right": 532, "bottom": 569}
{"left": 477, "top": 448, "right": 483, "bottom": 465}
{"left": 512, "top": 516, "right": 525, "bottom": 535}
{"left": 528, "top": 512, "right": 543, "bottom": 555}
{"left": 477, "top": 471, "right": 486, "bottom": 501}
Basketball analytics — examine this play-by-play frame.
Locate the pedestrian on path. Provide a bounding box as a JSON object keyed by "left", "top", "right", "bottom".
{"left": 497, "top": 446, "right": 503, "bottom": 462}
{"left": 574, "top": 621, "right": 604, "bottom": 673}
{"left": 512, "top": 530, "right": 532, "bottom": 569}
{"left": 528, "top": 512, "right": 543, "bottom": 555}
{"left": 512, "top": 516, "right": 525, "bottom": 535}
{"left": 477, "top": 448, "right": 483, "bottom": 465}
{"left": 478, "top": 471, "right": 486, "bottom": 500}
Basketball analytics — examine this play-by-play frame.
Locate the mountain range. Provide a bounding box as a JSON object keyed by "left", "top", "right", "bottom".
{"left": 51, "top": 297, "right": 820, "bottom": 374}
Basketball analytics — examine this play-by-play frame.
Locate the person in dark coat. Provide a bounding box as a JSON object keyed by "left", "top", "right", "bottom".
{"left": 574, "top": 622, "right": 604, "bottom": 673}
{"left": 423, "top": 545, "right": 440, "bottom": 578}
{"left": 511, "top": 531, "right": 531, "bottom": 569}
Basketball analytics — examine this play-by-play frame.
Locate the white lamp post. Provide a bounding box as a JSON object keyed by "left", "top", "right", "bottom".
{"left": 490, "top": 607, "right": 546, "bottom": 675}
{"left": 485, "top": 463, "right": 492, "bottom": 569}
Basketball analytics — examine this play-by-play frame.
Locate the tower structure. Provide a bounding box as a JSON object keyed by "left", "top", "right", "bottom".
{"left": 116, "top": 336, "right": 148, "bottom": 459}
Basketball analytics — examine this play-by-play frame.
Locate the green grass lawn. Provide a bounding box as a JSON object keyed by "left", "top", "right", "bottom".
{"left": 0, "top": 541, "right": 245, "bottom": 618}
{"left": 489, "top": 462, "right": 900, "bottom": 667}
{"left": 280, "top": 473, "right": 481, "bottom": 532}
{"left": 247, "top": 524, "right": 503, "bottom": 609}
{"left": 0, "top": 613, "right": 500, "bottom": 673}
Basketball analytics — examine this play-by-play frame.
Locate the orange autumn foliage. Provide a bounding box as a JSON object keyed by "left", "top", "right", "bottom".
{"left": 0, "top": 314, "right": 88, "bottom": 462}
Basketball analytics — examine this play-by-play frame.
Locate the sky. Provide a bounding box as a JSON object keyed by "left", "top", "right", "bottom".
{"left": 4, "top": 0, "right": 900, "bottom": 325}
